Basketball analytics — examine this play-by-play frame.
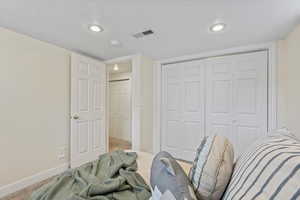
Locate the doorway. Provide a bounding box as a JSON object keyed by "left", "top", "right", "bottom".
{"left": 107, "top": 60, "right": 132, "bottom": 152}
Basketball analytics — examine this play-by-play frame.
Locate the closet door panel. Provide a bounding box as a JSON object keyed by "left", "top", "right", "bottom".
{"left": 162, "top": 61, "right": 205, "bottom": 161}
{"left": 233, "top": 52, "right": 268, "bottom": 155}
{"left": 162, "top": 64, "right": 183, "bottom": 158}
{"left": 206, "top": 57, "right": 237, "bottom": 149}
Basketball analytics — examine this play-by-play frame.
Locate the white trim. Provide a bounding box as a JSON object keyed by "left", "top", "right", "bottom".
{"left": 131, "top": 55, "right": 142, "bottom": 151}
{"left": 105, "top": 54, "right": 142, "bottom": 151}
{"left": 267, "top": 43, "right": 278, "bottom": 131}
{"left": 105, "top": 67, "right": 110, "bottom": 152}
{"left": 159, "top": 42, "right": 276, "bottom": 64}
{"left": 153, "top": 61, "right": 162, "bottom": 154}
{"left": 0, "top": 164, "right": 68, "bottom": 198}
{"left": 153, "top": 42, "right": 278, "bottom": 154}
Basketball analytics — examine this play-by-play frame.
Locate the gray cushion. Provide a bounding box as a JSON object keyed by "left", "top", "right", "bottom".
{"left": 150, "top": 151, "right": 197, "bottom": 200}
{"left": 189, "top": 135, "right": 234, "bottom": 200}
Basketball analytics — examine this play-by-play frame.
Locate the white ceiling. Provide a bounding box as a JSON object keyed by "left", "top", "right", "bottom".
{"left": 0, "top": 0, "right": 299, "bottom": 60}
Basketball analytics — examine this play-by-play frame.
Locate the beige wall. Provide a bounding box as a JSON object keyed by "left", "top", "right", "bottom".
{"left": 140, "top": 56, "right": 154, "bottom": 153}
{"left": 278, "top": 24, "right": 300, "bottom": 138}
{"left": 0, "top": 28, "right": 70, "bottom": 186}
{"left": 0, "top": 27, "right": 155, "bottom": 190}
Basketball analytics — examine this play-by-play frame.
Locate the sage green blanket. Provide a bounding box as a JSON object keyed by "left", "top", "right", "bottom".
{"left": 29, "top": 150, "right": 151, "bottom": 200}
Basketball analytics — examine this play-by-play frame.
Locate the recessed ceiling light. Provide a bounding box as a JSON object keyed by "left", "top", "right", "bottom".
{"left": 89, "top": 25, "right": 103, "bottom": 33}
{"left": 113, "top": 64, "right": 119, "bottom": 71}
{"left": 111, "top": 40, "right": 122, "bottom": 47}
{"left": 210, "top": 23, "right": 226, "bottom": 32}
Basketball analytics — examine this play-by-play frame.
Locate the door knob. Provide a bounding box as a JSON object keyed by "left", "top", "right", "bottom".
{"left": 73, "top": 115, "right": 80, "bottom": 120}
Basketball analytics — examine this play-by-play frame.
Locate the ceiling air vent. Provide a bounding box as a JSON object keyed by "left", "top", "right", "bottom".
{"left": 133, "top": 29, "right": 154, "bottom": 39}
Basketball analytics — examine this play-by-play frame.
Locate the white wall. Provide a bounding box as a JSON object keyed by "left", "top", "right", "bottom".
{"left": 278, "top": 24, "right": 300, "bottom": 138}
{"left": 0, "top": 28, "right": 70, "bottom": 186}
{"left": 140, "top": 56, "right": 154, "bottom": 153}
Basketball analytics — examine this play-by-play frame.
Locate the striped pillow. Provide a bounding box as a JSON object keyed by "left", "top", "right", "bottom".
{"left": 189, "top": 135, "right": 234, "bottom": 200}
{"left": 222, "top": 128, "right": 300, "bottom": 200}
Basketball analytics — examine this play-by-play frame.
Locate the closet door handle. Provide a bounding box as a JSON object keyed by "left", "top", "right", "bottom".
{"left": 73, "top": 115, "right": 80, "bottom": 120}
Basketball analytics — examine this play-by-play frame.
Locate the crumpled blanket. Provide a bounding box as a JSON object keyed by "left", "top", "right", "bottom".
{"left": 29, "top": 150, "right": 151, "bottom": 200}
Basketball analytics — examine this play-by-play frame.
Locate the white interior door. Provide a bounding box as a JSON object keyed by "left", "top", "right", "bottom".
{"left": 71, "top": 53, "right": 106, "bottom": 168}
{"left": 162, "top": 60, "right": 205, "bottom": 161}
{"left": 206, "top": 51, "right": 268, "bottom": 156}
{"left": 109, "top": 80, "right": 131, "bottom": 142}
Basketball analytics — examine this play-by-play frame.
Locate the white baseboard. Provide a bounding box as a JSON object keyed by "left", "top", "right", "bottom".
{"left": 0, "top": 163, "right": 69, "bottom": 198}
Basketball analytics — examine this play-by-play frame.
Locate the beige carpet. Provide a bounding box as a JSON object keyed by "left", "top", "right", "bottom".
{"left": 109, "top": 137, "right": 132, "bottom": 152}
{"left": 1, "top": 177, "right": 53, "bottom": 200}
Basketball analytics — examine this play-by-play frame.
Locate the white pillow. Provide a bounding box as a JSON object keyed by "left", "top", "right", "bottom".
{"left": 189, "top": 135, "right": 234, "bottom": 200}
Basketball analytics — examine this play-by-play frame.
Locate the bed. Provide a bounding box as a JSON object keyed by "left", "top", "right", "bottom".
{"left": 29, "top": 150, "right": 191, "bottom": 200}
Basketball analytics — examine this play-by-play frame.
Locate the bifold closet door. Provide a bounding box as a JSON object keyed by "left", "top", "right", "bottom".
{"left": 162, "top": 60, "right": 205, "bottom": 161}
{"left": 206, "top": 51, "right": 268, "bottom": 156}
{"left": 109, "top": 80, "right": 131, "bottom": 142}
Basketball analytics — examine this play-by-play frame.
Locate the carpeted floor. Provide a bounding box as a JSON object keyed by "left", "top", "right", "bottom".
{"left": 1, "top": 177, "right": 53, "bottom": 200}
{"left": 109, "top": 137, "right": 132, "bottom": 152}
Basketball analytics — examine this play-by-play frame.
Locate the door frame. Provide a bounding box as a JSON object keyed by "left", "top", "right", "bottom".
{"left": 153, "top": 42, "right": 278, "bottom": 154}
{"left": 104, "top": 54, "right": 142, "bottom": 152}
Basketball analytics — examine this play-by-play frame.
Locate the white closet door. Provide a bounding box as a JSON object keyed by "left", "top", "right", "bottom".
{"left": 109, "top": 80, "right": 131, "bottom": 142}
{"left": 206, "top": 51, "right": 268, "bottom": 156}
{"left": 162, "top": 60, "right": 205, "bottom": 161}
